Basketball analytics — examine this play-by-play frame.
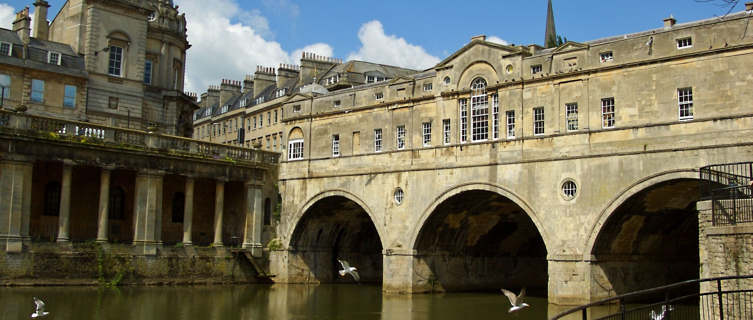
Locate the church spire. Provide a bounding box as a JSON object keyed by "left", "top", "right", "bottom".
{"left": 545, "top": 0, "right": 557, "bottom": 48}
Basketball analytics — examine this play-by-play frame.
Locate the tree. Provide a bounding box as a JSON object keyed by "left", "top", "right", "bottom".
{"left": 546, "top": 34, "right": 568, "bottom": 48}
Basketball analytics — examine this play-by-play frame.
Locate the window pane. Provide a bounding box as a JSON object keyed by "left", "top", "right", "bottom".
{"left": 31, "top": 79, "right": 44, "bottom": 102}
{"left": 0, "top": 74, "right": 10, "bottom": 99}
{"left": 108, "top": 46, "right": 123, "bottom": 76}
{"left": 63, "top": 85, "right": 76, "bottom": 108}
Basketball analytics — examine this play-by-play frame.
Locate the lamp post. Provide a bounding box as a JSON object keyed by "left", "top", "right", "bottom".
{"left": 0, "top": 76, "right": 10, "bottom": 109}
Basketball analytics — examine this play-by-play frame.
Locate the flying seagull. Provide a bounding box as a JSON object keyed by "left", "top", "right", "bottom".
{"left": 337, "top": 259, "right": 360, "bottom": 282}
{"left": 650, "top": 304, "right": 673, "bottom": 320}
{"left": 501, "top": 287, "right": 530, "bottom": 313}
{"left": 31, "top": 297, "right": 49, "bottom": 318}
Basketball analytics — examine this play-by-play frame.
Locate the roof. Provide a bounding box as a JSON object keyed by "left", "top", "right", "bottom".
{"left": 0, "top": 28, "right": 86, "bottom": 77}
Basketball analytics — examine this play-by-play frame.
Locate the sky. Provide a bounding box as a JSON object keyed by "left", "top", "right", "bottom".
{"left": 0, "top": 0, "right": 745, "bottom": 93}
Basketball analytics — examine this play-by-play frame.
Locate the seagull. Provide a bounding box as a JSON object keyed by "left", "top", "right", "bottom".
{"left": 31, "top": 297, "right": 49, "bottom": 318}
{"left": 650, "top": 304, "right": 673, "bottom": 320}
{"left": 501, "top": 287, "right": 530, "bottom": 313}
{"left": 337, "top": 259, "right": 360, "bottom": 282}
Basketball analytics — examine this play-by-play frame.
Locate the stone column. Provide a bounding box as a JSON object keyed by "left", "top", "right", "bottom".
{"left": 212, "top": 180, "right": 225, "bottom": 247}
{"left": 242, "top": 183, "right": 263, "bottom": 257}
{"left": 96, "top": 167, "right": 112, "bottom": 243}
{"left": 0, "top": 160, "right": 33, "bottom": 252}
{"left": 132, "top": 170, "right": 164, "bottom": 255}
{"left": 182, "top": 177, "right": 194, "bottom": 246}
{"left": 56, "top": 161, "right": 73, "bottom": 243}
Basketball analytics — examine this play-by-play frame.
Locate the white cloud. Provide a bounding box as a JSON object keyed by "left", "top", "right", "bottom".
{"left": 290, "top": 43, "right": 333, "bottom": 63}
{"left": 262, "top": 0, "right": 299, "bottom": 18}
{"left": 487, "top": 36, "right": 509, "bottom": 46}
{"left": 347, "top": 20, "right": 439, "bottom": 70}
{"left": 0, "top": 4, "right": 14, "bottom": 29}
{"left": 238, "top": 9, "right": 272, "bottom": 38}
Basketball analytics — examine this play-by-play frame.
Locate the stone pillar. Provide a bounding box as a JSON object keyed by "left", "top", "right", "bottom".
{"left": 56, "top": 161, "right": 73, "bottom": 243}
{"left": 132, "top": 170, "right": 164, "bottom": 255}
{"left": 547, "top": 255, "right": 596, "bottom": 306}
{"left": 212, "top": 180, "right": 225, "bottom": 247}
{"left": 182, "top": 177, "right": 194, "bottom": 246}
{"left": 0, "top": 160, "right": 33, "bottom": 252}
{"left": 96, "top": 167, "right": 111, "bottom": 243}
{"left": 242, "top": 183, "right": 263, "bottom": 257}
{"left": 382, "top": 249, "right": 417, "bottom": 293}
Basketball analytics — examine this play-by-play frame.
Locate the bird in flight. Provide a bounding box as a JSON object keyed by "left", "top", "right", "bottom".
{"left": 31, "top": 297, "right": 49, "bottom": 318}
{"left": 337, "top": 259, "right": 360, "bottom": 282}
{"left": 501, "top": 287, "right": 530, "bottom": 313}
{"left": 650, "top": 304, "right": 673, "bottom": 320}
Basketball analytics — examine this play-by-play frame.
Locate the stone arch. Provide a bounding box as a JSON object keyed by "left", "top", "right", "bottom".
{"left": 456, "top": 61, "right": 499, "bottom": 91}
{"left": 288, "top": 127, "right": 304, "bottom": 141}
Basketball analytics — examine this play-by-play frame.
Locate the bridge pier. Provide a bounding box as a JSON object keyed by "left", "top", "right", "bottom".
{"left": 382, "top": 249, "right": 416, "bottom": 293}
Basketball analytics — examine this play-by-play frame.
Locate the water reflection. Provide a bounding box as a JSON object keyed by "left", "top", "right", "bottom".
{"left": 0, "top": 285, "right": 552, "bottom": 320}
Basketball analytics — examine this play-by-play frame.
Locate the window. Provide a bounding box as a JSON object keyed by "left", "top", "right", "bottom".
{"left": 333, "top": 100, "right": 341, "bottom": 107}
{"left": 108, "top": 46, "right": 123, "bottom": 76}
{"left": 423, "top": 83, "right": 432, "bottom": 91}
{"left": 109, "top": 96, "right": 119, "bottom": 109}
{"left": 677, "top": 37, "right": 692, "bottom": 49}
{"left": 562, "top": 180, "right": 577, "bottom": 200}
{"left": 47, "top": 51, "right": 61, "bottom": 65}
{"left": 31, "top": 79, "right": 44, "bottom": 103}
{"left": 256, "top": 96, "right": 265, "bottom": 104}
{"left": 171, "top": 192, "right": 185, "bottom": 223}
{"left": 506, "top": 110, "right": 515, "bottom": 139}
{"left": 0, "top": 74, "right": 11, "bottom": 99}
{"left": 43, "top": 182, "right": 61, "bottom": 216}
{"left": 459, "top": 98, "right": 468, "bottom": 143}
{"left": 566, "top": 103, "right": 578, "bottom": 131}
{"left": 267, "top": 112, "right": 271, "bottom": 125}
{"left": 332, "top": 134, "right": 340, "bottom": 157}
{"left": 599, "top": 51, "right": 613, "bottom": 63}
{"left": 259, "top": 115, "right": 263, "bottom": 128}
{"left": 374, "top": 128, "right": 382, "bottom": 152}
{"left": 0, "top": 42, "right": 11, "bottom": 56}
{"left": 144, "top": 60, "right": 153, "bottom": 84}
{"left": 274, "top": 110, "right": 278, "bottom": 123}
{"left": 375, "top": 92, "right": 383, "bottom": 100}
{"left": 443, "top": 119, "right": 451, "bottom": 145}
{"left": 288, "top": 139, "right": 304, "bottom": 160}
{"left": 492, "top": 94, "right": 499, "bottom": 139}
{"left": 443, "top": 76, "right": 451, "bottom": 85}
{"left": 533, "top": 107, "right": 545, "bottom": 135}
{"left": 531, "top": 64, "right": 542, "bottom": 74}
{"left": 422, "top": 122, "right": 431, "bottom": 146}
{"left": 394, "top": 188, "right": 404, "bottom": 205}
{"left": 470, "top": 78, "right": 489, "bottom": 142}
{"left": 266, "top": 136, "right": 271, "bottom": 149}
{"left": 247, "top": 119, "right": 251, "bottom": 131}
{"left": 293, "top": 104, "right": 301, "bottom": 113}
{"left": 601, "top": 97, "right": 615, "bottom": 128}
{"left": 63, "top": 85, "right": 77, "bottom": 108}
{"left": 366, "top": 75, "right": 375, "bottom": 83}
{"left": 273, "top": 135, "right": 277, "bottom": 150}
{"left": 678, "top": 87, "right": 693, "bottom": 120}
{"left": 396, "top": 125, "right": 406, "bottom": 150}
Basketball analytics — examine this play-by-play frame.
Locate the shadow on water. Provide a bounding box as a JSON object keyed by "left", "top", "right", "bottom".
{"left": 0, "top": 284, "right": 555, "bottom": 320}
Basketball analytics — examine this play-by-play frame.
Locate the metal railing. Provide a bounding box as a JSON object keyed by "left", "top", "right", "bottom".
{"left": 552, "top": 275, "right": 753, "bottom": 320}
{"left": 0, "top": 110, "right": 279, "bottom": 165}
{"left": 700, "top": 162, "right": 753, "bottom": 226}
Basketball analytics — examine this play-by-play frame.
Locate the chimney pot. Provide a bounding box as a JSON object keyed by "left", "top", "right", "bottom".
{"left": 664, "top": 15, "right": 676, "bottom": 28}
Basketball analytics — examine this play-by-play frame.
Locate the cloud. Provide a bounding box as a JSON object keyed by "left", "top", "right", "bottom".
{"left": 290, "top": 43, "right": 333, "bottom": 62}
{"left": 487, "top": 36, "right": 509, "bottom": 46}
{"left": 0, "top": 4, "right": 14, "bottom": 29}
{"left": 347, "top": 20, "right": 439, "bottom": 70}
{"left": 262, "top": 0, "right": 299, "bottom": 18}
{"left": 238, "top": 9, "right": 272, "bottom": 38}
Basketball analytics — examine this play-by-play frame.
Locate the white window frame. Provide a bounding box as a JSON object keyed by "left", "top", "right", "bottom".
{"left": 31, "top": 79, "right": 44, "bottom": 103}
{"left": 0, "top": 41, "right": 12, "bottom": 56}
{"left": 374, "top": 128, "right": 382, "bottom": 152}
{"left": 678, "top": 87, "right": 694, "bottom": 121}
{"left": 506, "top": 110, "right": 515, "bottom": 139}
{"left": 492, "top": 94, "right": 499, "bottom": 140}
{"left": 566, "top": 103, "right": 578, "bottom": 131}
{"left": 0, "top": 74, "right": 11, "bottom": 100}
{"left": 288, "top": 139, "right": 304, "bottom": 160}
{"left": 63, "top": 85, "right": 76, "bottom": 108}
{"left": 533, "top": 107, "right": 545, "bottom": 136}
{"left": 422, "top": 122, "right": 431, "bottom": 147}
{"left": 531, "top": 64, "right": 542, "bottom": 75}
{"left": 396, "top": 125, "right": 406, "bottom": 150}
{"left": 375, "top": 92, "right": 384, "bottom": 100}
{"left": 366, "top": 75, "right": 375, "bottom": 83}
{"left": 601, "top": 98, "right": 615, "bottom": 128}
{"left": 676, "top": 37, "right": 692, "bottom": 49}
{"left": 470, "top": 78, "right": 489, "bottom": 142}
{"left": 423, "top": 83, "right": 432, "bottom": 91}
{"left": 459, "top": 98, "right": 468, "bottom": 143}
{"left": 47, "top": 51, "right": 61, "bottom": 65}
{"left": 599, "top": 51, "right": 613, "bottom": 63}
{"left": 443, "top": 119, "right": 451, "bottom": 145}
{"left": 108, "top": 46, "right": 124, "bottom": 77}
{"left": 332, "top": 134, "right": 340, "bottom": 157}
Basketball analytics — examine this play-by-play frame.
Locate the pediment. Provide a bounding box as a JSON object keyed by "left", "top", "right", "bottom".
{"left": 434, "top": 39, "right": 522, "bottom": 70}
{"left": 552, "top": 41, "right": 589, "bottom": 54}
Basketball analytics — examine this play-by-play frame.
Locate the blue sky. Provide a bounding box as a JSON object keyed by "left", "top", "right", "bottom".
{"left": 0, "top": 0, "right": 745, "bottom": 92}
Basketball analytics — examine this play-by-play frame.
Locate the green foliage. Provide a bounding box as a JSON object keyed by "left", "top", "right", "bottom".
{"left": 547, "top": 34, "right": 568, "bottom": 48}
{"left": 266, "top": 238, "right": 283, "bottom": 251}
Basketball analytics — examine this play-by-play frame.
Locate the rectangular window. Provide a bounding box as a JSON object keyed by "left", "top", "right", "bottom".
{"left": 288, "top": 139, "right": 303, "bottom": 160}
{"left": 0, "top": 74, "right": 10, "bottom": 99}
{"left": 366, "top": 75, "right": 375, "bottom": 83}
{"left": 375, "top": 92, "right": 383, "bottom": 100}
{"left": 443, "top": 119, "right": 451, "bottom": 145}
{"left": 108, "top": 46, "right": 123, "bottom": 77}
{"left": 396, "top": 125, "right": 406, "bottom": 150}
{"left": 48, "top": 51, "right": 61, "bottom": 65}
{"left": 678, "top": 87, "right": 694, "bottom": 120}
{"left": 492, "top": 94, "right": 499, "bottom": 139}
{"left": 247, "top": 119, "right": 251, "bottom": 131}
{"left": 374, "top": 128, "right": 382, "bottom": 152}
{"left": 274, "top": 110, "right": 278, "bottom": 123}
{"left": 259, "top": 115, "right": 263, "bottom": 128}
{"left": 267, "top": 112, "right": 271, "bottom": 125}
{"left": 601, "top": 97, "right": 615, "bottom": 128}
{"left": 471, "top": 93, "right": 489, "bottom": 142}
{"left": 333, "top": 100, "right": 341, "bottom": 107}
{"left": 422, "top": 122, "right": 431, "bottom": 147}
{"left": 273, "top": 135, "right": 277, "bottom": 150}
{"left": 31, "top": 79, "right": 44, "bottom": 103}
{"left": 144, "top": 60, "right": 153, "bottom": 84}
{"left": 506, "top": 110, "right": 515, "bottom": 139}
{"left": 599, "top": 51, "right": 613, "bottom": 63}
{"left": 293, "top": 104, "right": 301, "bottom": 112}
{"left": 531, "top": 64, "right": 542, "bottom": 74}
{"left": 423, "top": 83, "right": 432, "bottom": 91}
{"left": 459, "top": 98, "right": 468, "bottom": 143}
{"left": 108, "top": 96, "right": 118, "bottom": 109}
{"left": 253, "top": 116, "right": 257, "bottom": 129}
{"left": 677, "top": 37, "right": 692, "bottom": 49}
{"left": 566, "top": 103, "right": 578, "bottom": 131}
{"left": 266, "top": 136, "right": 271, "bottom": 150}
{"left": 0, "top": 42, "right": 11, "bottom": 56}
{"left": 63, "top": 85, "right": 76, "bottom": 108}
{"left": 533, "top": 107, "right": 545, "bottom": 135}
{"left": 332, "top": 134, "right": 340, "bottom": 157}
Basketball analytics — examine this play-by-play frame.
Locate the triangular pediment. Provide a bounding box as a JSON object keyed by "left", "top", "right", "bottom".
{"left": 552, "top": 41, "right": 589, "bottom": 54}
{"left": 433, "top": 39, "right": 522, "bottom": 70}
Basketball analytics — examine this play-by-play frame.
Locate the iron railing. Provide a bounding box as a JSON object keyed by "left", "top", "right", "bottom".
{"left": 552, "top": 275, "right": 753, "bottom": 320}
{"left": 0, "top": 110, "right": 279, "bottom": 165}
{"left": 700, "top": 162, "right": 753, "bottom": 226}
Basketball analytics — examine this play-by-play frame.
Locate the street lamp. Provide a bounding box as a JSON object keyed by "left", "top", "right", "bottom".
{"left": 0, "top": 76, "right": 10, "bottom": 109}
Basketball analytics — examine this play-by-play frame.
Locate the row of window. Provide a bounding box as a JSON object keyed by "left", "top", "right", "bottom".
{"left": 5, "top": 76, "right": 77, "bottom": 108}
{"left": 195, "top": 109, "right": 281, "bottom": 140}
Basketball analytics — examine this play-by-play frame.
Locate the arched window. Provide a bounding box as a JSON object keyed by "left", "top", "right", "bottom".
{"left": 172, "top": 192, "right": 185, "bottom": 223}
{"left": 287, "top": 127, "right": 304, "bottom": 160}
{"left": 43, "top": 181, "right": 61, "bottom": 216}
{"left": 264, "top": 198, "right": 271, "bottom": 226}
{"left": 470, "top": 78, "right": 489, "bottom": 141}
{"left": 109, "top": 186, "right": 125, "bottom": 220}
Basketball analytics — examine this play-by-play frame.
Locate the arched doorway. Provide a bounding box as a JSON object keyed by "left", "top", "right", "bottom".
{"left": 289, "top": 195, "right": 383, "bottom": 283}
{"left": 413, "top": 190, "right": 547, "bottom": 294}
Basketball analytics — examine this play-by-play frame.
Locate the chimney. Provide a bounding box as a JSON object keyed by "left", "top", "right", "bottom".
{"left": 746, "top": 2, "right": 753, "bottom": 11}
{"left": 664, "top": 15, "right": 676, "bottom": 28}
{"left": 253, "top": 66, "right": 276, "bottom": 99}
{"left": 242, "top": 74, "right": 254, "bottom": 95}
{"left": 32, "top": 0, "right": 50, "bottom": 41}
{"left": 12, "top": 7, "right": 31, "bottom": 45}
{"left": 205, "top": 85, "right": 220, "bottom": 108}
{"left": 299, "top": 52, "right": 341, "bottom": 85}
{"left": 219, "top": 79, "right": 241, "bottom": 107}
{"left": 277, "top": 64, "right": 300, "bottom": 88}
